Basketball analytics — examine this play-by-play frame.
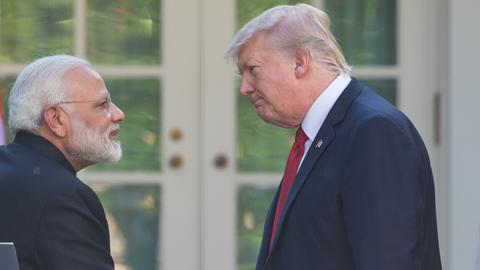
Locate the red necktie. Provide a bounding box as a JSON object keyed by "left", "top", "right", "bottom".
{"left": 270, "top": 127, "right": 309, "bottom": 247}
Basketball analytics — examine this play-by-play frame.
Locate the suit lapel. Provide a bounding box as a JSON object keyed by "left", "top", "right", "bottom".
{"left": 266, "top": 78, "right": 364, "bottom": 258}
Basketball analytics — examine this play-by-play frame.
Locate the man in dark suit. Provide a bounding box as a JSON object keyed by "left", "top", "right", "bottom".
{"left": 225, "top": 4, "right": 442, "bottom": 270}
{"left": 0, "top": 55, "right": 125, "bottom": 270}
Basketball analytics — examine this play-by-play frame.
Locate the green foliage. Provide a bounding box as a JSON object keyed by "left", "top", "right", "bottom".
{"left": 325, "top": 0, "right": 396, "bottom": 65}
{"left": 362, "top": 79, "right": 396, "bottom": 105}
{"left": 237, "top": 186, "right": 276, "bottom": 270}
{"left": 237, "top": 91, "right": 295, "bottom": 172}
{"left": 96, "top": 184, "right": 160, "bottom": 270}
{"left": 0, "top": 0, "right": 73, "bottom": 63}
{"left": 87, "top": 0, "right": 161, "bottom": 64}
{"left": 237, "top": 0, "right": 313, "bottom": 29}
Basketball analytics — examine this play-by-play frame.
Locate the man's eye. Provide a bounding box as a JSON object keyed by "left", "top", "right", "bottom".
{"left": 249, "top": 66, "right": 259, "bottom": 76}
{"left": 100, "top": 98, "right": 111, "bottom": 110}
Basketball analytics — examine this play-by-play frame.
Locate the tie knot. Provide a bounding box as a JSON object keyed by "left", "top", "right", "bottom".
{"left": 294, "top": 127, "right": 308, "bottom": 145}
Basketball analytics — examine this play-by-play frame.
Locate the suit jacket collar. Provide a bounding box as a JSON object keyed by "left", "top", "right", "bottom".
{"left": 13, "top": 131, "right": 76, "bottom": 174}
{"left": 262, "top": 78, "right": 364, "bottom": 266}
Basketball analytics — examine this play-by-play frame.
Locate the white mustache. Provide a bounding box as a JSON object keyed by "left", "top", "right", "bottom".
{"left": 106, "top": 124, "right": 120, "bottom": 134}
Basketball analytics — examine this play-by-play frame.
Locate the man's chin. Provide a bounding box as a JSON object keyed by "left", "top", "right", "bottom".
{"left": 257, "top": 110, "right": 275, "bottom": 124}
{"left": 105, "top": 143, "right": 122, "bottom": 163}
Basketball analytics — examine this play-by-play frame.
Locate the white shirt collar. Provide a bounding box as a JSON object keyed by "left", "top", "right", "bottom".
{"left": 301, "top": 73, "right": 351, "bottom": 142}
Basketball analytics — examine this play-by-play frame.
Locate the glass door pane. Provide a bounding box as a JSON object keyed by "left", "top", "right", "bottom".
{"left": 86, "top": 0, "right": 161, "bottom": 64}
{"left": 362, "top": 79, "right": 397, "bottom": 106}
{"left": 325, "top": 0, "right": 397, "bottom": 66}
{"left": 93, "top": 184, "right": 161, "bottom": 270}
{"left": 237, "top": 186, "right": 276, "bottom": 270}
{"left": 0, "top": 0, "right": 73, "bottom": 63}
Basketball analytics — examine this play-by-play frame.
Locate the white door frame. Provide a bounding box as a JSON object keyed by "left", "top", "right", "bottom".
{"left": 201, "top": 0, "right": 237, "bottom": 269}
{"left": 162, "top": 0, "right": 202, "bottom": 268}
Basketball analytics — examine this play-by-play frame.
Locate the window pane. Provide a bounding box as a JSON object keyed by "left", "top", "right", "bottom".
{"left": 237, "top": 185, "right": 276, "bottom": 270}
{"left": 87, "top": 0, "right": 161, "bottom": 65}
{"left": 237, "top": 91, "right": 295, "bottom": 172}
{"left": 325, "top": 0, "right": 396, "bottom": 65}
{"left": 93, "top": 184, "right": 160, "bottom": 270}
{"left": 92, "top": 79, "right": 161, "bottom": 171}
{"left": 237, "top": 0, "right": 313, "bottom": 28}
{"left": 0, "top": 0, "right": 73, "bottom": 63}
{"left": 362, "top": 79, "right": 397, "bottom": 106}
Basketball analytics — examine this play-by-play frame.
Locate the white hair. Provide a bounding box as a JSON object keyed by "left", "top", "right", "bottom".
{"left": 8, "top": 55, "right": 92, "bottom": 134}
{"left": 225, "top": 3, "right": 351, "bottom": 75}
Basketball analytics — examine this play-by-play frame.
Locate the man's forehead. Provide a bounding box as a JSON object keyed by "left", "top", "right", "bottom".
{"left": 238, "top": 33, "right": 271, "bottom": 60}
{"left": 63, "top": 66, "right": 98, "bottom": 79}
{"left": 62, "top": 66, "right": 107, "bottom": 97}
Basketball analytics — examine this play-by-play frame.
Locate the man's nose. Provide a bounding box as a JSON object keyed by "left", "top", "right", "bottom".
{"left": 110, "top": 102, "right": 125, "bottom": 122}
{"left": 239, "top": 77, "right": 253, "bottom": 96}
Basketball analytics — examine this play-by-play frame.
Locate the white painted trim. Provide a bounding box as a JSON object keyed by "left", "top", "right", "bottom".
{"left": 80, "top": 172, "right": 164, "bottom": 184}
{"left": 0, "top": 65, "right": 26, "bottom": 77}
{"left": 236, "top": 174, "right": 282, "bottom": 186}
{"left": 398, "top": 0, "right": 438, "bottom": 166}
{"left": 351, "top": 66, "right": 399, "bottom": 78}
{"left": 436, "top": 0, "right": 450, "bottom": 266}
{"left": 161, "top": 0, "right": 201, "bottom": 269}
{"left": 446, "top": 0, "right": 480, "bottom": 269}
{"left": 201, "top": 0, "right": 236, "bottom": 269}
{"left": 94, "top": 66, "right": 163, "bottom": 77}
{"left": 74, "top": 0, "right": 86, "bottom": 58}
{"left": 0, "top": 65, "right": 163, "bottom": 78}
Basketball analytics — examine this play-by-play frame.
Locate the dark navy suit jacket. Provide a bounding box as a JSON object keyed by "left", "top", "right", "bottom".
{"left": 0, "top": 132, "right": 114, "bottom": 270}
{"left": 256, "top": 78, "right": 442, "bottom": 270}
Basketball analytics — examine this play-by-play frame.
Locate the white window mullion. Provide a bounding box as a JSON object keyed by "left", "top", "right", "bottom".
{"left": 0, "top": 65, "right": 25, "bottom": 77}
{"left": 74, "top": 0, "right": 87, "bottom": 58}
{"left": 95, "top": 66, "right": 164, "bottom": 78}
{"left": 351, "top": 66, "right": 399, "bottom": 79}
{"left": 81, "top": 172, "right": 164, "bottom": 185}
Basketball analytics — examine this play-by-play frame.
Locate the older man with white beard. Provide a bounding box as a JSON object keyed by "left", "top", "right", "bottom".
{"left": 0, "top": 55, "right": 125, "bottom": 270}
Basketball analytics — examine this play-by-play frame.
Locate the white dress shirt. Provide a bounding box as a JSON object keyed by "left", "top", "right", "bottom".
{"left": 299, "top": 73, "right": 351, "bottom": 166}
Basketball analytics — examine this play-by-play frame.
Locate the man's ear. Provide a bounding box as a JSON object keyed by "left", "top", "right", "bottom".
{"left": 43, "top": 105, "right": 67, "bottom": 137}
{"left": 294, "top": 48, "right": 311, "bottom": 78}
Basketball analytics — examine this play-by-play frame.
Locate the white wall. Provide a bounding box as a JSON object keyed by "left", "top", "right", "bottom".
{"left": 448, "top": 0, "right": 480, "bottom": 269}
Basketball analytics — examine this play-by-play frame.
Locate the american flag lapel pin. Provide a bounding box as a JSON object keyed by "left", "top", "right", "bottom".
{"left": 315, "top": 139, "right": 323, "bottom": 149}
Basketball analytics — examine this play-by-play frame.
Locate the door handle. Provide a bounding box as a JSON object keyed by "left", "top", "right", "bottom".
{"left": 214, "top": 154, "right": 228, "bottom": 169}
{"left": 169, "top": 154, "right": 183, "bottom": 169}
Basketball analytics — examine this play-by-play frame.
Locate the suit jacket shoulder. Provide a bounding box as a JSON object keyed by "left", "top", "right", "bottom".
{"left": 0, "top": 132, "right": 114, "bottom": 270}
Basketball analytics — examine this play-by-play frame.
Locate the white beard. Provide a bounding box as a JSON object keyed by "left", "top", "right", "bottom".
{"left": 65, "top": 116, "right": 122, "bottom": 166}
